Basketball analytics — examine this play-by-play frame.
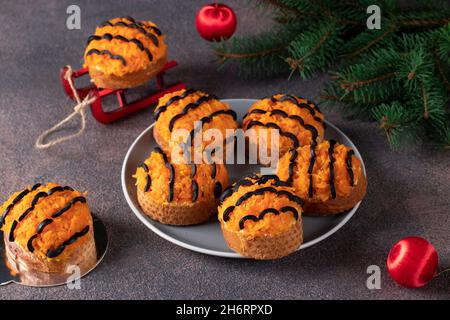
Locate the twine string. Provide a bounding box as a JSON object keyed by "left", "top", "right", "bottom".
{"left": 35, "top": 66, "right": 96, "bottom": 149}
{"left": 435, "top": 268, "right": 450, "bottom": 278}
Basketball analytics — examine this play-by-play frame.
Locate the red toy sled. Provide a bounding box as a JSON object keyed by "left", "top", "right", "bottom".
{"left": 60, "top": 60, "right": 186, "bottom": 124}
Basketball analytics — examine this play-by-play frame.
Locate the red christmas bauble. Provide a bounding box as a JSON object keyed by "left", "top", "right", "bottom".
{"left": 196, "top": 3, "right": 237, "bottom": 41}
{"left": 387, "top": 236, "right": 438, "bottom": 288}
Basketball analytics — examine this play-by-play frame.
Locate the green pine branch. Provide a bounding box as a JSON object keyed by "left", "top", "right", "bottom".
{"left": 287, "top": 21, "right": 344, "bottom": 78}
{"left": 214, "top": 0, "right": 450, "bottom": 149}
{"left": 373, "top": 102, "right": 420, "bottom": 148}
{"left": 214, "top": 24, "right": 304, "bottom": 77}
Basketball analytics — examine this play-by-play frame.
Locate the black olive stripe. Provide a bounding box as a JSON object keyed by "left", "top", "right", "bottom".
{"left": 214, "top": 182, "right": 223, "bottom": 198}
{"left": 244, "top": 108, "right": 319, "bottom": 142}
{"left": 8, "top": 221, "right": 18, "bottom": 241}
{"left": 154, "top": 147, "right": 175, "bottom": 202}
{"left": 27, "top": 235, "right": 38, "bottom": 252}
{"left": 172, "top": 98, "right": 236, "bottom": 135}
{"left": 222, "top": 206, "right": 235, "bottom": 221}
{"left": 271, "top": 95, "right": 314, "bottom": 113}
{"left": 191, "top": 162, "right": 222, "bottom": 201}
{"left": 279, "top": 96, "right": 323, "bottom": 125}
{"left": 274, "top": 180, "right": 291, "bottom": 187}
{"left": 27, "top": 218, "right": 52, "bottom": 252}
{"left": 329, "top": 140, "right": 337, "bottom": 199}
{"left": 122, "top": 16, "right": 136, "bottom": 23}
{"left": 219, "top": 186, "right": 234, "bottom": 203}
{"left": 144, "top": 175, "right": 152, "bottom": 192}
{"left": 117, "top": 17, "right": 163, "bottom": 36}
{"left": 270, "top": 95, "right": 323, "bottom": 122}
{"left": 219, "top": 175, "right": 280, "bottom": 203}
{"left": 308, "top": 144, "right": 317, "bottom": 198}
{"left": 211, "top": 163, "right": 217, "bottom": 179}
{"left": 270, "top": 109, "right": 289, "bottom": 117}
{"left": 26, "top": 196, "right": 88, "bottom": 253}
{"left": 280, "top": 206, "right": 299, "bottom": 220}
{"left": 140, "top": 163, "right": 151, "bottom": 192}
{"left": 219, "top": 174, "right": 260, "bottom": 203}
{"left": 168, "top": 95, "right": 219, "bottom": 132}
{"left": 190, "top": 164, "right": 197, "bottom": 178}
{"left": 259, "top": 208, "right": 280, "bottom": 219}
{"left": 31, "top": 183, "right": 42, "bottom": 191}
{"left": 221, "top": 177, "right": 256, "bottom": 201}
{"left": 191, "top": 180, "right": 199, "bottom": 202}
{"left": 289, "top": 115, "right": 320, "bottom": 141}
{"left": 346, "top": 150, "right": 355, "bottom": 186}
{"left": 18, "top": 192, "right": 47, "bottom": 221}
{"left": 12, "top": 190, "right": 81, "bottom": 243}
{"left": 287, "top": 149, "right": 298, "bottom": 185}
{"left": 235, "top": 186, "right": 276, "bottom": 206}
{"left": 99, "top": 20, "right": 160, "bottom": 46}
{"left": 48, "top": 186, "right": 74, "bottom": 195}
{"left": 52, "top": 197, "right": 87, "bottom": 218}
{"left": 238, "top": 206, "right": 299, "bottom": 230}
{"left": 1, "top": 188, "right": 30, "bottom": 225}
{"left": 17, "top": 186, "right": 75, "bottom": 222}
{"left": 47, "top": 186, "right": 63, "bottom": 195}
{"left": 140, "top": 163, "right": 149, "bottom": 172}
{"left": 37, "top": 218, "right": 53, "bottom": 234}
{"left": 229, "top": 178, "right": 254, "bottom": 193}
{"left": 148, "top": 26, "right": 162, "bottom": 36}
{"left": 255, "top": 175, "right": 279, "bottom": 184}
{"left": 242, "top": 109, "right": 266, "bottom": 119}
{"left": 246, "top": 120, "right": 300, "bottom": 149}
{"left": 86, "top": 49, "right": 126, "bottom": 66}
{"left": 46, "top": 226, "right": 90, "bottom": 258}
{"left": 223, "top": 187, "right": 303, "bottom": 221}
{"left": 154, "top": 89, "right": 198, "bottom": 120}
{"left": 307, "top": 144, "right": 317, "bottom": 174}
{"left": 87, "top": 33, "right": 153, "bottom": 61}
{"left": 187, "top": 109, "right": 237, "bottom": 144}
{"left": 238, "top": 215, "right": 258, "bottom": 229}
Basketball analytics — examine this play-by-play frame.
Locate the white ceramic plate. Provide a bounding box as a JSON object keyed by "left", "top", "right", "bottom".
{"left": 121, "top": 99, "right": 366, "bottom": 258}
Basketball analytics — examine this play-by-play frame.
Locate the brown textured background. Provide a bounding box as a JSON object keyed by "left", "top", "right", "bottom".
{"left": 0, "top": 0, "right": 449, "bottom": 299}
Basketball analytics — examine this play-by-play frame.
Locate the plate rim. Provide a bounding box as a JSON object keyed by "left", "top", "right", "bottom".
{"left": 121, "top": 98, "right": 365, "bottom": 258}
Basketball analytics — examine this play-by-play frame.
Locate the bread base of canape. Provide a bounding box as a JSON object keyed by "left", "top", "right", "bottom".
{"left": 89, "top": 56, "right": 167, "bottom": 90}
{"left": 137, "top": 189, "right": 219, "bottom": 225}
{"left": 4, "top": 230, "right": 97, "bottom": 275}
{"left": 303, "top": 171, "right": 367, "bottom": 216}
{"left": 221, "top": 220, "right": 303, "bottom": 260}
